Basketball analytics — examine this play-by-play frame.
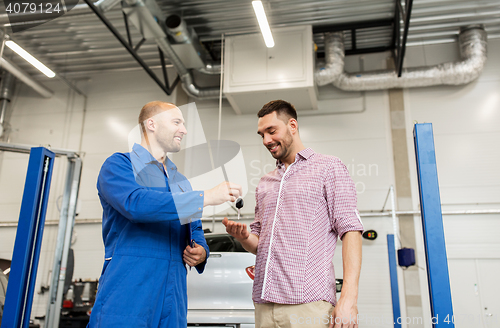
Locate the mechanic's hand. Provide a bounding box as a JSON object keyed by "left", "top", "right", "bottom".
{"left": 222, "top": 217, "right": 249, "bottom": 242}
{"left": 330, "top": 297, "right": 358, "bottom": 328}
{"left": 183, "top": 242, "right": 207, "bottom": 267}
{"left": 204, "top": 182, "right": 242, "bottom": 207}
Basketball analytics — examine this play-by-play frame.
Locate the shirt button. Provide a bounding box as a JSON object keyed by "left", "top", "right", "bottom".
{"left": 199, "top": 193, "right": 203, "bottom": 197}
{"left": 198, "top": 207, "right": 201, "bottom": 210}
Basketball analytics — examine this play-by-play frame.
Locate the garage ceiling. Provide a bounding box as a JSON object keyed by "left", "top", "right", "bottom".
{"left": 0, "top": 0, "right": 499, "bottom": 80}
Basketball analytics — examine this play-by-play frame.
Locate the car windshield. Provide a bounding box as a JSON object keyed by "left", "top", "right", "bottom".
{"left": 205, "top": 234, "right": 247, "bottom": 253}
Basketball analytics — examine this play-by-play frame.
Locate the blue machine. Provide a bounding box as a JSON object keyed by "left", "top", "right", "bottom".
{"left": 387, "top": 234, "right": 402, "bottom": 328}
{"left": 414, "top": 123, "right": 455, "bottom": 327}
{"left": 2, "top": 147, "right": 55, "bottom": 328}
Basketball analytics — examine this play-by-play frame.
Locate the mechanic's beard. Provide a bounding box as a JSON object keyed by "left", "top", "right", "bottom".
{"left": 169, "top": 141, "right": 181, "bottom": 153}
{"left": 158, "top": 135, "right": 181, "bottom": 154}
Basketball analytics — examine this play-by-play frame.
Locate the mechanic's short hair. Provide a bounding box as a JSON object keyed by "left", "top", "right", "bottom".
{"left": 138, "top": 101, "right": 175, "bottom": 134}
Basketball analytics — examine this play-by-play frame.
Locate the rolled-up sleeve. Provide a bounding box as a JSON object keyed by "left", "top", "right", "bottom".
{"left": 250, "top": 186, "right": 262, "bottom": 237}
{"left": 325, "top": 158, "right": 364, "bottom": 240}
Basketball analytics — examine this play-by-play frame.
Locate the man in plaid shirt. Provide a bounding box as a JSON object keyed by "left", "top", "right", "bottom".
{"left": 224, "top": 100, "right": 363, "bottom": 328}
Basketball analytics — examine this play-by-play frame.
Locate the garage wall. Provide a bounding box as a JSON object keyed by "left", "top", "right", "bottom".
{"left": 405, "top": 40, "right": 500, "bottom": 328}
{"left": 0, "top": 69, "right": 178, "bottom": 320}
{"left": 0, "top": 37, "right": 498, "bottom": 327}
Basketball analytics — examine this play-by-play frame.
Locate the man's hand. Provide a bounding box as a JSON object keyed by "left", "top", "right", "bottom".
{"left": 330, "top": 298, "right": 358, "bottom": 328}
{"left": 183, "top": 242, "right": 206, "bottom": 268}
{"left": 204, "top": 182, "right": 242, "bottom": 207}
{"left": 222, "top": 218, "right": 259, "bottom": 254}
{"left": 222, "top": 217, "right": 250, "bottom": 241}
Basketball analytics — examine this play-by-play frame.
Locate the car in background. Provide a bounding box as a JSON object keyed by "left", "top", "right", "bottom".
{"left": 187, "top": 234, "right": 255, "bottom": 328}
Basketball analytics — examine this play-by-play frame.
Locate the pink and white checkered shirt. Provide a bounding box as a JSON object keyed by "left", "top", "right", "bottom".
{"left": 250, "top": 148, "right": 363, "bottom": 305}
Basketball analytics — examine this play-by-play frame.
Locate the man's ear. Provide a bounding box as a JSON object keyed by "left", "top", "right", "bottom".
{"left": 146, "top": 118, "right": 156, "bottom": 132}
{"left": 288, "top": 118, "right": 298, "bottom": 135}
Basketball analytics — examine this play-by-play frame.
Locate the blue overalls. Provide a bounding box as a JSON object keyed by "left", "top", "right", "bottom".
{"left": 88, "top": 144, "right": 209, "bottom": 328}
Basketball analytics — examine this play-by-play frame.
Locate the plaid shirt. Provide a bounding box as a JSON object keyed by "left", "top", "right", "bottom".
{"left": 250, "top": 148, "right": 363, "bottom": 305}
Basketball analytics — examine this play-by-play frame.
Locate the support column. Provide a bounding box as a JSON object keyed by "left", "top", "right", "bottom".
{"left": 388, "top": 86, "right": 424, "bottom": 326}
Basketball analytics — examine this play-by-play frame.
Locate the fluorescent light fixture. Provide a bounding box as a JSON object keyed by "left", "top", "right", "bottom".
{"left": 252, "top": 1, "right": 274, "bottom": 48}
{"left": 5, "top": 40, "right": 56, "bottom": 78}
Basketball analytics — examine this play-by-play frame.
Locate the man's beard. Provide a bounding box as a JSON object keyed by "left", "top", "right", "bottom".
{"left": 270, "top": 130, "right": 293, "bottom": 160}
{"left": 159, "top": 133, "right": 181, "bottom": 153}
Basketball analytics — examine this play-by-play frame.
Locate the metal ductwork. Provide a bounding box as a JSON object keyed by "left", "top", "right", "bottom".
{"left": 95, "top": 0, "right": 122, "bottom": 12}
{"left": 155, "top": 37, "right": 220, "bottom": 98}
{"left": 197, "top": 62, "right": 222, "bottom": 75}
{"left": 0, "top": 57, "right": 53, "bottom": 98}
{"left": 165, "top": 14, "right": 221, "bottom": 75}
{"left": 315, "top": 26, "right": 487, "bottom": 90}
{"left": 123, "top": 0, "right": 220, "bottom": 99}
{"left": 165, "top": 14, "right": 190, "bottom": 43}
{"left": 0, "top": 70, "right": 15, "bottom": 139}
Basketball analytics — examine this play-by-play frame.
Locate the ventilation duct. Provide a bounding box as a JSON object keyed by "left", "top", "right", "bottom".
{"left": 165, "top": 14, "right": 190, "bottom": 43}
{"left": 95, "top": 0, "right": 122, "bottom": 12}
{"left": 0, "top": 70, "right": 15, "bottom": 139}
{"left": 197, "top": 62, "right": 221, "bottom": 75}
{"left": 165, "top": 14, "right": 221, "bottom": 75}
{"left": 123, "top": 0, "right": 220, "bottom": 99}
{"left": 315, "top": 26, "right": 487, "bottom": 90}
{"left": 155, "top": 31, "right": 220, "bottom": 99}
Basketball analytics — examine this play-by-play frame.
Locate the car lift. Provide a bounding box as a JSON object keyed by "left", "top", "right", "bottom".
{"left": 0, "top": 143, "right": 82, "bottom": 328}
{"left": 414, "top": 123, "right": 455, "bottom": 327}
{"left": 2, "top": 147, "right": 55, "bottom": 328}
{"left": 387, "top": 123, "right": 455, "bottom": 327}
{"left": 387, "top": 234, "right": 402, "bottom": 328}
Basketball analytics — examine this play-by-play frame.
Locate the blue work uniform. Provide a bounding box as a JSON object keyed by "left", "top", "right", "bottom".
{"left": 88, "top": 143, "right": 209, "bottom": 328}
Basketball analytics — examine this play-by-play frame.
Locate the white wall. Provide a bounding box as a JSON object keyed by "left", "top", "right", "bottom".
{"left": 404, "top": 40, "right": 500, "bottom": 328}
{"left": 0, "top": 69, "right": 178, "bottom": 320}
{"left": 0, "top": 37, "right": 498, "bottom": 327}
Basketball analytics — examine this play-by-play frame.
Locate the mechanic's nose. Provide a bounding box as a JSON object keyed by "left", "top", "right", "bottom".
{"left": 180, "top": 123, "right": 187, "bottom": 135}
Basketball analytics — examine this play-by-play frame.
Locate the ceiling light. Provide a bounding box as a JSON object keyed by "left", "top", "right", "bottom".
{"left": 252, "top": 1, "right": 274, "bottom": 48}
{"left": 5, "top": 40, "right": 56, "bottom": 78}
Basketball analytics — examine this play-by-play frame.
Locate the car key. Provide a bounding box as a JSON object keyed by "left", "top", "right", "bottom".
{"left": 236, "top": 197, "right": 244, "bottom": 220}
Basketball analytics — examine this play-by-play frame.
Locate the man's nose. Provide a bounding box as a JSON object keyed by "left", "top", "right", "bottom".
{"left": 263, "top": 134, "right": 272, "bottom": 146}
{"left": 180, "top": 124, "right": 187, "bottom": 135}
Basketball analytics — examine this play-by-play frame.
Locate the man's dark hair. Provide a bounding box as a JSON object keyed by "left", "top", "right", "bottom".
{"left": 257, "top": 100, "right": 298, "bottom": 123}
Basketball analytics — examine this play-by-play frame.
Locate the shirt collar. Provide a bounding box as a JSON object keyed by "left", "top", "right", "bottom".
{"left": 164, "top": 156, "right": 178, "bottom": 173}
{"left": 132, "top": 143, "right": 158, "bottom": 165}
{"left": 276, "top": 147, "right": 315, "bottom": 168}
{"left": 132, "top": 143, "right": 178, "bottom": 178}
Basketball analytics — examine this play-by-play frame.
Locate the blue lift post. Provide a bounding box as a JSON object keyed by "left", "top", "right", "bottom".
{"left": 414, "top": 123, "right": 454, "bottom": 327}
{"left": 387, "top": 234, "right": 402, "bottom": 328}
{"left": 2, "top": 147, "right": 55, "bottom": 328}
